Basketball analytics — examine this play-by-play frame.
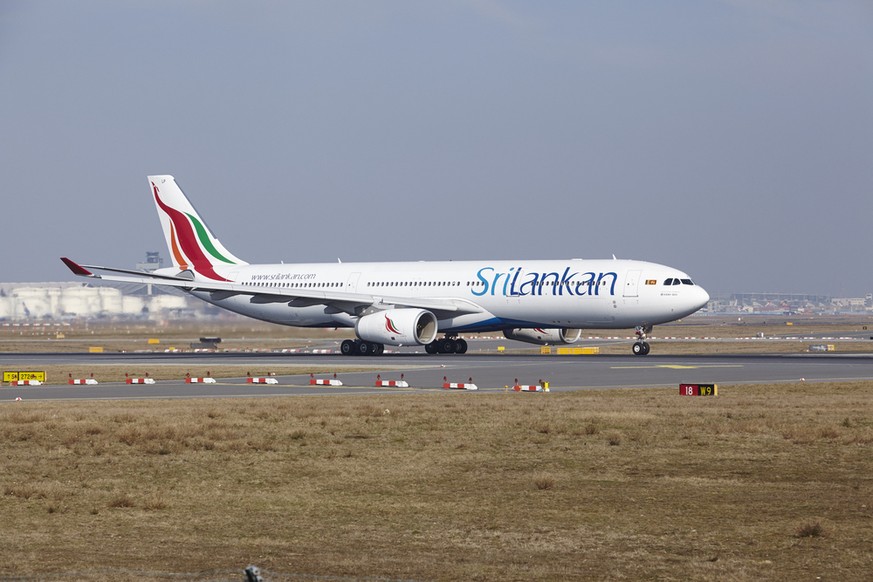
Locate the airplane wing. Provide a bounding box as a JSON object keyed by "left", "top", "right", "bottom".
{"left": 60, "top": 257, "right": 483, "bottom": 317}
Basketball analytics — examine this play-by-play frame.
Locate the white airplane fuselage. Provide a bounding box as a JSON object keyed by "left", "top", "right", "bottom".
{"left": 180, "top": 258, "right": 708, "bottom": 332}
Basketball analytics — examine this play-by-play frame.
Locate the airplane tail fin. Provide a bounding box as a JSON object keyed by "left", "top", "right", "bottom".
{"left": 148, "top": 175, "right": 248, "bottom": 281}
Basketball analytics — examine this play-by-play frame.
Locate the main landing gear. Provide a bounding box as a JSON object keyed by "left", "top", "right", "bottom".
{"left": 341, "top": 339, "right": 384, "bottom": 356}
{"left": 340, "top": 336, "right": 469, "bottom": 356}
{"left": 633, "top": 325, "right": 652, "bottom": 356}
{"left": 425, "top": 336, "right": 468, "bottom": 355}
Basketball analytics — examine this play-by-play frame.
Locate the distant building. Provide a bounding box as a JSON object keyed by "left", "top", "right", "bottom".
{"left": 135, "top": 251, "right": 163, "bottom": 273}
{"left": 0, "top": 283, "right": 192, "bottom": 321}
{"left": 707, "top": 292, "right": 873, "bottom": 315}
{"left": 0, "top": 252, "right": 193, "bottom": 321}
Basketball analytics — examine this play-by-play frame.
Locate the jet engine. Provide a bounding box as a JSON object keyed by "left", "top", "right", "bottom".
{"left": 503, "top": 327, "right": 583, "bottom": 346}
{"left": 355, "top": 309, "right": 438, "bottom": 347}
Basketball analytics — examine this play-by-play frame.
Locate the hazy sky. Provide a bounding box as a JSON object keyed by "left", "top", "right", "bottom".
{"left": 2, "top": 1, "right": 871, "bottom": 296}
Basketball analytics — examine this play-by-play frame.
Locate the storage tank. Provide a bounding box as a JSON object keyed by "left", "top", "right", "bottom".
{"left": 98, "top": 287, "right": 123, "bottom": 315}
{"left": 121, "top": 295, "right": 146, "bottom": 316}
{"left": 148, "top": 295, "right": 188, "bottom": 313}
{"left": 59, "top": 286, "right": 101, "bottom": 317}
{"left": 12, "top": 288, "right": 51, "bottom": 319}
{"left": 0, "top": 296, "right": 12, "bottom": 319}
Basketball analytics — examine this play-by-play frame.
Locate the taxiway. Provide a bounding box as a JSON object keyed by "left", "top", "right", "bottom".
{"left": 2, "top": 351, "right": 872, "bottom": 401}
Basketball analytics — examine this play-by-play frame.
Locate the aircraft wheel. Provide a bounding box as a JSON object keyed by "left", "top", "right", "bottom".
{"left": 455, "top": 338, "right": 468, "bottom": 354}
{"left": 425, "top": 341, "right": 439, "bottom": 354}
{"left": 357, "top": 341, "right": 372, "bottom": 356}
{"left": 440, "top": 338, "right": 457, "bottom": 354}
{"left": 632, "top": 341, "right": 645, "bottom": 356}
{"left": 372, "top": 343, "right": 385, "bottom": 355}
{"left": 341, "top": 339, "right": 356, "bottom": 356}
{"left": 641, "top": 341, "right": 650, "bottom": 355}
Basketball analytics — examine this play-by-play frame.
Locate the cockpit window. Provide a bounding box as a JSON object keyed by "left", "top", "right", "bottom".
{"left": 672, "top": 279, "right": 681, "bottom": 285}
{"left": 681, "top": 279, "right": 694, "bottom": 285}
{"left": 664, "top": 278, "right": 674, "bottom": 285}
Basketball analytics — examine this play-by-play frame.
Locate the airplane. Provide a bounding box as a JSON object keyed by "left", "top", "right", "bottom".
{"left": 61, "top": 175, "right": 709, "bottom": 356}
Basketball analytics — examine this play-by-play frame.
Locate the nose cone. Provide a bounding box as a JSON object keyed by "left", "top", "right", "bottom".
{"left": 674, "top": 284, "right": 710, "bottom": 318}
{"left": 694, "top": 285, "right": 710, "bottom": 311}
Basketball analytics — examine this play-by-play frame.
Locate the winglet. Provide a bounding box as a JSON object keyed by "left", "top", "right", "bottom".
{"left": 60, "top": 257, "right": 96, "bottom": 277}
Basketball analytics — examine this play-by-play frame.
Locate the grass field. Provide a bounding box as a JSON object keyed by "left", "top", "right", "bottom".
{"left": 2, "top": 382, "right": 872, "bottom": 580}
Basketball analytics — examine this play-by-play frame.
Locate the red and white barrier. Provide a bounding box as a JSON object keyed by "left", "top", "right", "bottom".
{"left": 126, "top": 377, "right": 155, "bottom": 384}
{"left": 512, "top": 378, "right": 549, "bottom": 393}
{"left": 310, "top": 373, "right": 342, "bottom": 386}
{"left": 11, "top": 380, "right": 41, "bottom": 386}
{"left": 247, "top": 377, "right": 279, "bottom": 384}
{"left": 376, "top": 379, "right": 409, "bottom": 387}
{"left": 310, "top": 378, "right": 343, "bottom": 386}
{"left": 69, "top": 373, "right": 97, "bottom": 385}
{"left": 376, "top": 374, "right": 409, "bottom": 388}
{"left": 442, "top": 376, "right": 478, "bottom": 391}
{"left": 514, "top": 384, "right": 546, "bottom": 392}
{"left": 185, "top": 372, "right": 216, "bottom": 384}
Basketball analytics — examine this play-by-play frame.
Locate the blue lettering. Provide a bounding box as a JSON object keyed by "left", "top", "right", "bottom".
{"left": 508, "top": 267, "right": 523, "bottom": 296}
{"left": 575, "top": 272, "right": 596, "bottom": 296}
{"left": 472, "top": 267, "right": 492, "bottom": 297}
{"left": 471, "top": 265, "right": 617, "bottom": 299}
{"left": 502, "top": 267, "right": 516, "bottom": 296}
{"left": 596, "top": 272, "right": 617, "bottom": 296}
{"left": 540, "top": 272, "right": 560, "bottom": 296}
{"left": 518, "top": 271, "right": 539, "bottom": 296}
{"left": 491, "top": 271, "right": 507, "bottom": 296}
{"left": 559, "top": 267, "right": 577, "bottom": 296}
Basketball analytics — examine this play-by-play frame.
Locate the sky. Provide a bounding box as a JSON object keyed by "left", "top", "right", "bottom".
{"left": 1, "top": 1, "right": 871, "bottom": 297}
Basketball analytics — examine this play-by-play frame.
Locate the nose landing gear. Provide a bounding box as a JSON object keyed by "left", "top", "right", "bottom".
{"left": 633, "top": 325, "right": 652, "bottom": 356}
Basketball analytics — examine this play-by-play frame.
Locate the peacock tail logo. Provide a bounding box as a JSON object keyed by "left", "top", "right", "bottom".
{"left": 385, "top": 314, "right": 401, "bottom": 335}
{"left": 153, "top": 182, "right": 235, "bottom": 281}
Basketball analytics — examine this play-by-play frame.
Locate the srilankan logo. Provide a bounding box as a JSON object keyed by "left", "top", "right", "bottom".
{"left": 385, "top": 314, "right": 401, "bottom": 335}
{"left": 153, "top": 182, "right": 235, "bottom": 282}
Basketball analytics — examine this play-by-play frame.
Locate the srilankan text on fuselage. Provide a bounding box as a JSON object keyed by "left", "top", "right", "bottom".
{"left": 472, "top": 266, "right": 617, "bottom": 297}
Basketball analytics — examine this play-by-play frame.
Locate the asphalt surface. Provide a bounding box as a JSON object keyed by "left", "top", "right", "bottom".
{"left": 3, "top": 350, "right": 873, "bottom": 401}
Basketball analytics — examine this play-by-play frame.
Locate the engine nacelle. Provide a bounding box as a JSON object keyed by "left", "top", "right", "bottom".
{"left": 355, "top": 309, "right": 438, "bottom": 347}
{"left": 503, "top": 327, "right": 583, "bottom": 346}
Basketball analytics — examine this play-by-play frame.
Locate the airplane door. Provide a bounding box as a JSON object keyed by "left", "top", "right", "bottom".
{"left": 346, "top": 272, "right": 361, "bottom": 293}
{"left": 623, "top": 270, "right": 641, "bottom": 298}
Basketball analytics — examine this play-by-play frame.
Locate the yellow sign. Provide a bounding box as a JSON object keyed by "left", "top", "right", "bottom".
{"left": 556, "top": 347, "right": 600, "bottom": 355}
{"left": 4, "top": 371, "right": 46, "bottom": 382}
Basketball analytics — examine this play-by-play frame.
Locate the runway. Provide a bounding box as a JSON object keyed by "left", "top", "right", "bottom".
{"left": 3, "top": 350, "right": 873, "bottom": 401}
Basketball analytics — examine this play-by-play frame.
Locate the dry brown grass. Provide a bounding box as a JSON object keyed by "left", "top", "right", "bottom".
{"left": 1, "top": 382, "right": 872, "bottom": 580}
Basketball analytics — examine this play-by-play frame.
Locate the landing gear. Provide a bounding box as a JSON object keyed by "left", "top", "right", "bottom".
{"left": 633, "top": 325, "right": 653, "bottom": 356}
{"left": 341, "top": 339, "right": 384, "bottom": 356}
{"left": 426, "top": 336, "right": 468, "bottom": 355}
